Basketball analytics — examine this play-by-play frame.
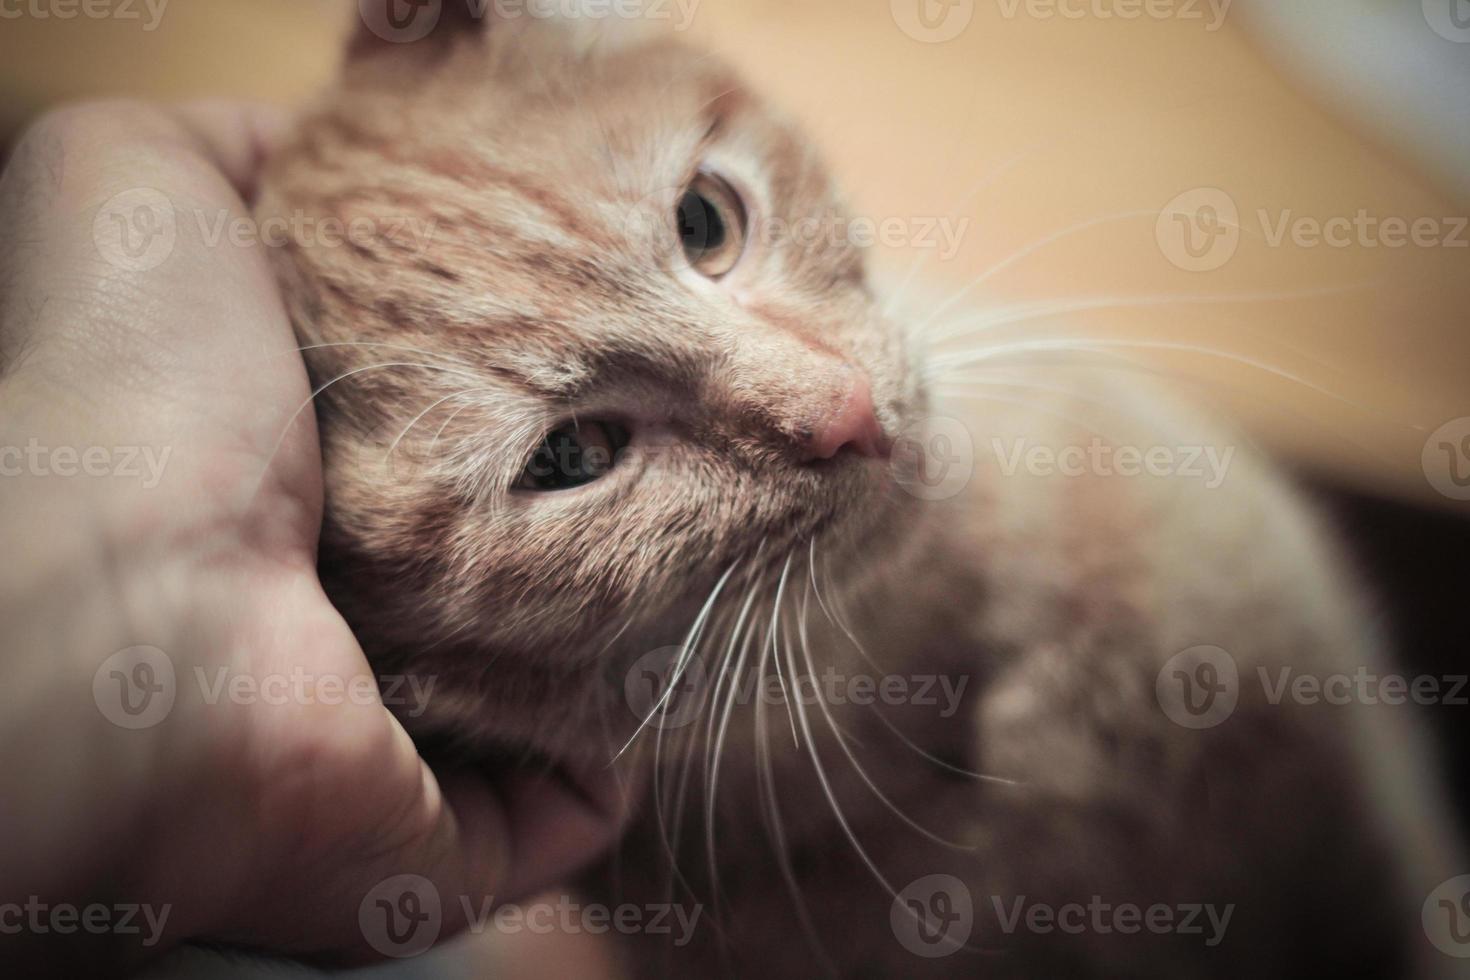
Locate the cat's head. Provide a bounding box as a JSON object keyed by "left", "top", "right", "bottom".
{"left": 258, "top": 4, "right": 928, "bottom": 760}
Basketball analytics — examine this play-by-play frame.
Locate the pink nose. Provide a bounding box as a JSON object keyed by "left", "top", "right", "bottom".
{"left": 804, "top": 375, "right": 890, "bottom": 461}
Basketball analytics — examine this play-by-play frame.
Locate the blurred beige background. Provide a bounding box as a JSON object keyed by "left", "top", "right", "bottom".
{"left": 3, "top": 0, "right": 1467, "bottom": 508}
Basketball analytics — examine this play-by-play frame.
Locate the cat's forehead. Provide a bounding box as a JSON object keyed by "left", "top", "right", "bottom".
{"left": 436, "top": 39, "right": 785, "bottom": 194}
{"left": 263, "top": 27, "right": 860, "bottom": 400}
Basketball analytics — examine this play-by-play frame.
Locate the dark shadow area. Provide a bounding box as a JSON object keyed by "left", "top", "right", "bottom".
{"left": 1304, "top": 473, "right": 1470, "bottom": 830}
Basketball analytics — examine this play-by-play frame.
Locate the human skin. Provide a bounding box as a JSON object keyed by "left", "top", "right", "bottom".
{"left": 0, "top": 99, "right": 627, "bottom": 975}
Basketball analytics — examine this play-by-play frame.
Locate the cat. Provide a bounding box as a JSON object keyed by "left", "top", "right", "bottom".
{"left": 254, "top": 4, "right": 1464, "bottom": 977}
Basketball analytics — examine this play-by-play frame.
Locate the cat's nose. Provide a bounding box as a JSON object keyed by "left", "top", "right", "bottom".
{"left": 802, "top": 375, "right": 890, "bottom": 462}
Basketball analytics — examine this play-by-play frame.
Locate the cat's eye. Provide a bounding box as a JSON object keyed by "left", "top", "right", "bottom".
{"left": 515, "top": 420, "right": 630, "bottom": 492}
{"left": 677, "top": 173, "right": 747, "bottom": 279}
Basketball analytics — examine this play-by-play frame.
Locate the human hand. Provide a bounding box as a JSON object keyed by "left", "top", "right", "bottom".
{"left": 0, "top": 100, "right": 629, "bottom": 974}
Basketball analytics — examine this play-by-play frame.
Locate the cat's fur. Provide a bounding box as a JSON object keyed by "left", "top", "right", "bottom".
{"left": 256, "top": 6, "right": 1463, "bottom": 977}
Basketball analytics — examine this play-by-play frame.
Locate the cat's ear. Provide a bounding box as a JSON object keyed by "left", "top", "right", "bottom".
{"left": 348, "top": 0, "right": 495, "bottom": 62}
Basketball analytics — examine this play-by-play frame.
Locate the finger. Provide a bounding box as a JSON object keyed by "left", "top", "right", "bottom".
{"left": 217, "top": 710, "right": 513, "bottom": 965}
{"left": 0, "top": 99, "right": 318, "bottom": 520}
{"left": 315, "top": 767, "right": 633, "bottom": 964}
{"left": 494, "top": 763, "right": 641, "bottom": 902}
{"left": 0, "top": 99, "right": 285, "bottom": 388}
{"left": 171, "top": 100, "right": 293, "bottom": 202}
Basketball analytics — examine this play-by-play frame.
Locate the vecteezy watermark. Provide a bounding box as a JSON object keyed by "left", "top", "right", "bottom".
{"left": 191, "top": 209, "right": 439, "bottom": 255}
{"left": 990, "top": 895, "right": 1234, "bottom": 947}
{"left": 357, "top": 0, "right": 700, "bottom": 44}
{"left": 1424, "top": 875, "right": 1470, "bottom": 958}
{"left": 93, "top": 648, "right": 438, "bottom": 730}
{"left": 94, "top": 189, "right": 441, "bottom": 273}
{"left": 993, "top": 0, "right": 1232, "bottom": 32}
{"left": 1158, "top": 187, "right": 1469, "bottom": 272}
{"left": 760, "top": 213, "right": 972, "bottom": 262}
{"left": 361, "top": 875, "right": 442, "bottom": 958}
{"left": 892, "top": 875, "right": 973, "bottom": 957}
{"left": 624, "top": 188, "right": 971, "bottom": 263}
{"left": 0, "top": 0, "right": 169, "bottom": 30}
{"left": 1156, "top": 645, "right": 1469, "bottom": 729}
{"left": 359, "top": 876, "right": 704, "bottom": 958}
{"left": 1423, "top": 0, "right": 1470, "bottom": 43}
{"left": 497, "top": 0, "right": 699, "bottom": 29}
{"left": 193, "top": 666, "right": 438, "bottom": 719}
{"left": 0, "top": 898, "right": 172, "bottom": 948}
{"left": 891, "top": 0, "right": 975, "bottom": 42}
{"left": 1423, "top": 417, "right": 1470, "bottom": 502}
{"left": 93, "top": 646, "right": 177, "bottom": 730}
{"left": 1156, "top": 188, "right": 1241, "bottom": 273}
{"left": 890, "top": 415, "right": 976, "bottom": 501}
{"left": 1258, "top": 667, "right": 1469, "bottom": 709}
{"left": 1155, "top": 645, "right": 1239, "bottom": 730}
{"left": 624, "top": 647, "right": 708, "bottom": 730}
{"left": 624, "top": 648, "right": 972, "bottom": 731}
{"left": 94, "top": 188, "right": 176, "bottom": 273}
{"left": 1256, "top": 210, "right": 1469, "bottom": 251}
{"left": 0, "top": 440, "right": 171, "bottom": 488}
{"left": 990, "top": 437, "right": 1236, "bottom": 489}
{"left": 464, "top": 895, "right": 702, "bottom": 946}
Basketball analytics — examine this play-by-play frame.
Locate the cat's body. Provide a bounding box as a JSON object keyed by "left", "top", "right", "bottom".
{"left": 587, "top": 370, "right": 1456, "bottom": 979}
{"left": 255, "top": 6, "right": 1461, "bottom": 977}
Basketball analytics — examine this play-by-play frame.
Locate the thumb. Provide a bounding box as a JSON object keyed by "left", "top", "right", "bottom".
{"left": 297, "top": 729, "right": 635, "bottom": 965}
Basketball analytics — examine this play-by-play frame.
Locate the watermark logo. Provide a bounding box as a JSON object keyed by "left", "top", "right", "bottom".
{"left": 465, "top": 896, "right": 702, "bottom": 943}
{"left": 761, "top": 213, "right": 971, "bottom": 261}
{"left": 622, "top": 652, "right": 971, "bottom": 730}
{"left": 195, "top": 209, "right": 439, "bottom": 254}
{"left": 625, "top": 187, "right": 685, "bottom": 262}
{"left": 1257, "top": 210, "right": 1467, "bottom": 251}
{"left": 1156, "top": 645, "right": 1238, "bottom": 729}
{"left": 0, "top": 898, "right": 171, "bottom": 947}
{"left": 0, "top": 0, "right": 170, "bottom": 30}
{"left": 1423, "top": 417, "right": 1470, "bottom": 502}
{"left": 991, "top": 437, "right": 1235, "bottom": 488}
{"left": 1157, "top": 187, "right": 1240, "bottom": 273}
{"left": 359, "top": 884, "right": 702, "bottom": 955}
{"left": 352, "top": 414, "right": 450, "bottom": 490}
{"left": 359, "top": 0, "right": 443, "bottom": 43}
{"left": 193, "top": 666, "right": 437, "bottom": 718}
{"left": 892, "top": 874, "right": 973, "bottom": 957}
{"left": 1424, "top": 875, "right": 1470, "bottom": 958}
{"left": 360, "top": 874, "right": 442, "bottom": 958}
{"left": 499, "top": 0, "right": 700, "bottom": 30}
{"left": 0, "top": 440, "right": 172, "bottom": 487}
{"left": 892, "top": 0, "right": 975, "bottom": 42}
{"left": 993, "top": 0, "right": 1232, "bottom": 31}
{"left": 625, "top": 647, "right": 708, "bottom": 730}
{"left": 1259, "top": 666, "right": 1467, "bottom": 708}
{"left": 360, "top": 0, "right": 700, "bottom": 41}
{"left": 991, "top": 895, "right": 1233, "bottom": 946}
{"left": 94, "top": 188, "right": 176, "bottom": 273}
{"left": 1159, "top": 191, "right": 1467, "bottom": 271}
{"left": 93, "top": 646, "right": 176, "bottom": 730}
{"left": 891, "top": 415, "right": 976, "bottom": 500}
{"left": 626, "top": 188, "right": 970, "bottom": 263}
{"left": 1424, "top": 0, "right": 1470, "bottom": 42}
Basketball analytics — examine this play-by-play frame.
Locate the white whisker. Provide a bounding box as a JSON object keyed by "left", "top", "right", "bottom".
{"left": 613, "top": 559, "right": 740, "bottom": 763}
{"left": 917, "top": 210, "right": 1175, "bottom": 332}
{"left": 795, "top": 577, "right": 976, "bottom": 849}
{"left": 923, "top": 283, "right": 1368, "bottom": 346}
{"left": 767, "top": 554, "right": 799, "bottom": 747}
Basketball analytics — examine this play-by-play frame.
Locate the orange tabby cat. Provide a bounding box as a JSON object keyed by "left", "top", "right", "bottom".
{"left": 255, "top": 4, "right": 1462, "bottom": 976}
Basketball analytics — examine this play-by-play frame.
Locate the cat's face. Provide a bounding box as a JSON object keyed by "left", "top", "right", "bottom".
{"left": 259, "top": 10, "right": 926, "bottom": 754}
